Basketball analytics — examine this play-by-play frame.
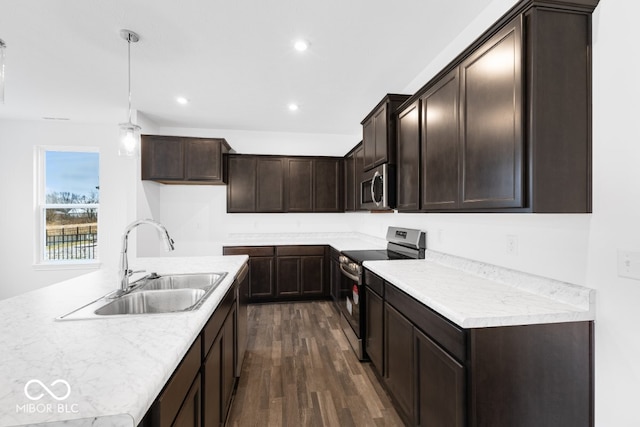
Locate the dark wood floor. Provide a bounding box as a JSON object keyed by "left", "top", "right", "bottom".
{"left": 226, "top": 301, "right": 404, "bottom": 426}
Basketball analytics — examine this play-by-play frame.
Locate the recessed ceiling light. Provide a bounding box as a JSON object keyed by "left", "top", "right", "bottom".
{"left": 288, "top": 103, "right": 299, "bottom": 112}
{"left": 176, "top": 96, "right": 189, "bottom": 105}
{"left": 293, "top": 40, "right": 308, "bottom": 52}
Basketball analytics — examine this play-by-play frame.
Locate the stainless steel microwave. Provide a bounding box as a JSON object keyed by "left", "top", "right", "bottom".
{"left": 361, "top": 164, "right": 395, "bottom": 210}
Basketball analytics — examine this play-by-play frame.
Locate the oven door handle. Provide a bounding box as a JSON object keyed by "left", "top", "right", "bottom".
{"left": 339, "top": 263, "right": 361, "bottom": 282}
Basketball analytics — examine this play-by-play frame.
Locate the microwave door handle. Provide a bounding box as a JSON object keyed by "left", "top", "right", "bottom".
{"left": 339, "top": 263, "right": 361, "bottom": 282}
{"left": 371, "top": 171, "right": 380, "bottom": 206}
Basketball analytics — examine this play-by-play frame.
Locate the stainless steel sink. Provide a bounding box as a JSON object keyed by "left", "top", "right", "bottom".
{"left": 95, "top": 289, "right": 206, "bottom": 315}
{"left": 137, "top": 273, "right": 225, "bottom": 291}
{"left": 57, "top": 272, "right": 227, "bottom": 320}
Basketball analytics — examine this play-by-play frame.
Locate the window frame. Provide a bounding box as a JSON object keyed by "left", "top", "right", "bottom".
{"left": 34, "top": 146, "right": 101, "bottom": 269}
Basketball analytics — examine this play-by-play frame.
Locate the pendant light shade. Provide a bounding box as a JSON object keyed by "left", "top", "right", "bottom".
{"left": 0, "top": 39, "right": 6, "bottom": 105}
{"left": 118, "top": 30, "right": 141, "bottom": 157}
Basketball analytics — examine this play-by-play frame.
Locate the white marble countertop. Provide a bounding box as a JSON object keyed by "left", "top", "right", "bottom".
{"left": 222, "top": 232, "right": 387, "bottom": 251}
{"left": 364, "top": 251, "right": 595, "bottom": 328}
{"left": 0, "top": 255, "right": 248, "bottom": 427}
{"left": 223, "top": 232, "right": 595, "bottom": 328}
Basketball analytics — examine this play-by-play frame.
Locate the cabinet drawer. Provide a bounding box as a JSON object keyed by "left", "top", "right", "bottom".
{"left": 385, "top": 284, "right": 466, "bottom": 362}
{"left": 364, "top": 269, "right": 384, "bottom": 296}
{"left": 223, "top": 246, "right": 274, "bottom": 257}
{"left": 276, "top": 245, "right": 325, "bottom": 256}
{"left": 153, "top": 335, "right": 202, "bottom": 427}
{"left": 203, "top": 285, "right": 236, "bottom": 357}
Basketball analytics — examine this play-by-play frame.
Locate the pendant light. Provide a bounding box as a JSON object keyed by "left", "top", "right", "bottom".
{"left": 118, "top": 30, "right": 141, "bottom": 157}
{"left": 0, "top": 38, "right": 6, "bottom": 104}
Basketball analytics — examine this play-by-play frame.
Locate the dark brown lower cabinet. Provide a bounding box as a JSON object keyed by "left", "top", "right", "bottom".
{"left": 235, "top": 264, "right": 249, "bottom": 377}
{"left": 144, "top": 336, "right": 202, "bottom": 427}
{"left": 172, "top": 374, "right": 202, "bottom": 427}
{"left": 384, "top": 303, "right": 414, "bottom": 425}
{"left": 142, "top": 267, "right": 247, "bottom": 427}
{"left": 224, "top": 245, "right": 327, "bottom": 302}
{"left": 365, "top": 269, "right": 593, "bottom": 427}
{"left": 365, "top": 287, "right": 384, "bottom": 377}
{"left": 275, "top": 246, "right": 326, "bottom": 298}
{"left": 223, "top": 247, "right": 275, "bottom": 301}
{"left": 415, "top": 328, "right": 465, "bottom": 427}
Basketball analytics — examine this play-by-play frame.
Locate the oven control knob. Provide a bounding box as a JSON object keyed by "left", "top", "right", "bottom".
{"left": 339, "top": 255, "right": 348, "bottom": 264}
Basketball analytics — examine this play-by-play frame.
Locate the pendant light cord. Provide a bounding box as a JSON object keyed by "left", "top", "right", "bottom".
{"left": 127, "top": 35, "right": 132, "bottom": 123}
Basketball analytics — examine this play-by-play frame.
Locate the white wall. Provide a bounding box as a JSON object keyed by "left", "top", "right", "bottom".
{"left": 0, "top": 112, "right": 159, "bottom": 300}
{"left": 135, "top": 127, "right": 359, "bottom": 257}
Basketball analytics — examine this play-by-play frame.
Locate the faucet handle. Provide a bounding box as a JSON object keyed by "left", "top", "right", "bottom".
{"left": 127, "top": 269, "right": 146, "bottom": 277}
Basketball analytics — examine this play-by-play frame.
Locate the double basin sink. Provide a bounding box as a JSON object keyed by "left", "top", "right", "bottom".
{"left": 58, "top": 272, "right": 227, "bottom": 320}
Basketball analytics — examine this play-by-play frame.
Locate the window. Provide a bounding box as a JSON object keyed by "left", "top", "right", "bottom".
{"left": 36, "top": 147, "right": 99, "bottom": 264}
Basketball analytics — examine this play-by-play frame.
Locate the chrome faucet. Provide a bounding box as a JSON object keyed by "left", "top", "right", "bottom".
{"left": 118, "top": 219, "right": 175, "bottom": 294}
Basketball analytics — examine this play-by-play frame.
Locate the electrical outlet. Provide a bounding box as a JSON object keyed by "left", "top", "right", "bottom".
{"left": 506, "top": 234, "right": 518, "bottom": 255}
{"left": 437, "top": 229, "right": 443, "bottom": 244}
{"left": 617, "top": 250, "right": 640, "bottom": 280}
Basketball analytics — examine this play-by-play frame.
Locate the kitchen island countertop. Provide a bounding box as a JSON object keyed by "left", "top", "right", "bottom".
{"left": 0, "top": 255, "right": 248, "bottom": 427}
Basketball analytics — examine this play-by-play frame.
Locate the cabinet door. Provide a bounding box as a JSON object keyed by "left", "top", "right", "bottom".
{"left": 236, "top": 265, "right": 249, "bottom": 377}
{"left": 184, "top": 139, "right": 222, "bottom": 181}
{"left": 221, "top": 306, "right": 236, "bottom": 420}
{"left": 385, "top": 303, "right": 414, "bottom": 424}
{"left": 276, "top": 256, "right": 301, "bottom": 296}
{"left": 287, "top": 158, "right": 313, "bottom": 212}
{"left": 314, "top": 158, "right": 342, "bottom": 212}
{"left": 203, "top": 335, "right": 222, "bottom": 427}
{"left": 141, "top": 136, "right": 184, "bottom": 180}
{"left": 344, "top": 152, "right": 356, "bottom": 212}
{"left": 256, "top": 157, "right": 285, "bottom": 212}
{"left": 172, "top": 374, "right": 202, "bottom": 427}
{"left": 248, "top": 257, "right": 274, "bottom": 299}
{"left": 460, "top": 17, "right": 523, "bottom": 209}
{"left": 373, "top": 107, "right": 388, "bottom": 167}
{"left": 329, "top": 252, "right": 340, "bottom": 302}
{"left": 354, "top": 145, "right": 365, "bottom": 210}
{"left": 415, "top": 328, "right": 465, "bottom": 427}
{"left": 396, "top": 100, "right": 421, "bottom": 211}
{"left": 366, "top": 288, "right": 384, "bottom": 377}
{"left": 227, "top": 156, "right": 256, "bottom": 212}
{"left": 422, "top": 68, "right": 460, "bottom": 210}
{"left": 362, "top": 118, "right": 376, "bottom": 171}
{"left": 301, "top": 255, "right": 324, "bottom": 295}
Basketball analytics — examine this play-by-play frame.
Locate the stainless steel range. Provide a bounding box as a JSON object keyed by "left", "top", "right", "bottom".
{"left": 338, "top": 226, "right": 426, "bottom": 360}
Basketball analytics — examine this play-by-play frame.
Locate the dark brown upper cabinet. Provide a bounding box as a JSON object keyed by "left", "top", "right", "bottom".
{"left": 361, "top": 94, "right": 410, "bottom": 171}
{"left": 394, "top": 0, "right": 595, "bottom": 213}
{"left": 460, "top": 18, "right": 523, "bottom": 210}
{"left": 227, "top": 154, "right": 343, "bottom": 213}
{"left": 256, "top": 157, "right": 286, "bottom": 212}
{"left": 421, "top": 68, "right": 460, "bottom": 211}
{"left": 287, "top": 158, "right": 313, "bottom": 212}
{"left": 313, "top": 158, "right": 343, "bottom": 212}
{"left": 141, "top": 135, "right": 231, "bottom": 184}
{"left": 396, "top": 101, "right": 421, "bottom": 212}
{"left": 227, "top": 156, "right": 257, "bottom": 213}
{"left": 344, "top": 142, "right": 364, "bottom": 212}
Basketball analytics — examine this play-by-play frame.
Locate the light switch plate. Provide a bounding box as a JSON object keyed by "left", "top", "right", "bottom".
{"left": 617, "top": 250, "right": 640, "bottom": 280}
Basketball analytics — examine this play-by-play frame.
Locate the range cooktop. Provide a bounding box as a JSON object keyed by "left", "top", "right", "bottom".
{"left": 340, "top": 249, "right": 412, "bottom": 265}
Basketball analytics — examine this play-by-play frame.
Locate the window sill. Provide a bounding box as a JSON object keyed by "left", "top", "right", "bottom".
{"left": 33, "top": 261, "right": 102, "bottom": 271}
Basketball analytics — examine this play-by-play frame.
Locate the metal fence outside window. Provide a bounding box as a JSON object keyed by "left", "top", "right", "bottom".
{"left": 45, "top": 225, "right": 98, "bottom": 260}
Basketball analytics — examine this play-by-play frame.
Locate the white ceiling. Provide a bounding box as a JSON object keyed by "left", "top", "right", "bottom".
{"left": 0, "top": 0, "right": 495, "bottom": 136}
